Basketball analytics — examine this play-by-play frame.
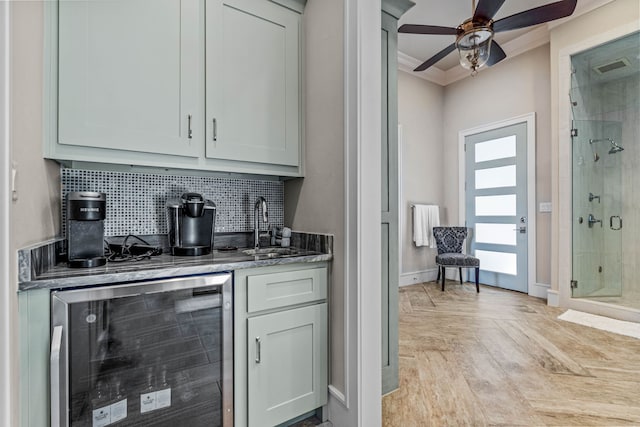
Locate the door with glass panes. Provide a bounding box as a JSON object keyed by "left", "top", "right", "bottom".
{"left": 465, "top": 122, "right": 528, "bottom": 293}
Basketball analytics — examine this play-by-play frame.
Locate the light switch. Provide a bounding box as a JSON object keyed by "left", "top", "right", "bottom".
{"left": 539, "top": 202, "right": 552, "bottom": 213}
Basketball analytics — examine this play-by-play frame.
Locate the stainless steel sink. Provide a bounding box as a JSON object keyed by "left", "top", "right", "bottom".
{"left": 241, "top": 247, "right": 301, "bottom": 257}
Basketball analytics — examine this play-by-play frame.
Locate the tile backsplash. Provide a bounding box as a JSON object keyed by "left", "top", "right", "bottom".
{"left": 61, "top": 169, "right": 284, "bottom": 237}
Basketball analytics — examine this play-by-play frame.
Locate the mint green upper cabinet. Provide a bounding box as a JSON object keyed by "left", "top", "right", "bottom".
{"left": 205, "top": 0, "right": 301, "bottom": 167}
{"left": 45, "top": 0, "right": 305, "bottom": 177}
{"left": 57, "top": 0, "right": 204, "bottom": 158}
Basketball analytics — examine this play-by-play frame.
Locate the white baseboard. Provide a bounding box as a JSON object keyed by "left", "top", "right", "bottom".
{"left": 547, "top": 289, "right": 560, "bottom": 306}
{"left": 529, "top": 282, "right": 550, "bottom": 299}
{"left": 399, "top": 268, "right": 438, "bottom": 286}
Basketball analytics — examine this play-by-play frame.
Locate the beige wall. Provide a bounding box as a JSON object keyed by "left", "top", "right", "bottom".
{"left": 550, "top": 0, "right": 640, "bottom": 294}
{"left": 11, "top": 1, "right": 60, "bottom": 249}
{"left": 440, "top": 44, "right": 553, "bottom": 285}
{"left": 397, "top": 71, "right": 444, "bottom": 275}
{"left": 284, "top": 0, "right": 345, "bottom": 392}
{"left": 10, "top": 1, "right": 60, "bottom": 424}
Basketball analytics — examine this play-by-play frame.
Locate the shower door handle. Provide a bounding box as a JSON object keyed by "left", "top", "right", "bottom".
{"left": 610, "top": 216, "right": 622, "bottom": 230}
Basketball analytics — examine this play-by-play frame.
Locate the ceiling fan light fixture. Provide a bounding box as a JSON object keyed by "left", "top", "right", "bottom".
{"left": 456, "top": 25, "right": 493, "bottom": 75}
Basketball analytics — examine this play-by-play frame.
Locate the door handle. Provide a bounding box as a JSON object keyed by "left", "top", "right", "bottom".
{"left": 187, "top": 114, "right": 193, "bottom": 140}
{"left": 212, "top": 118, "right": 217, "bottom": 142}
{"left": 255, "top": 337, "right": 261, "bottom": 364}
{"left": 51, "top": 325, "right": 63, "bottom": 427}
{"left": 512, "top": 226, "right": 527, "bottom": 233}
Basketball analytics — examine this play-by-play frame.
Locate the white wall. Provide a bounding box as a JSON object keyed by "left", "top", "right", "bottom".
{"left": 441, "top": 44, "right": 553, "bottom": 286}
{"left": 397, "top": 71, "right": 443, "bottom": 281}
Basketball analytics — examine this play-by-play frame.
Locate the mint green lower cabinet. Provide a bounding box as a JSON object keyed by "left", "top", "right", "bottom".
{"left": 18, "top": 289, "right": 51, "bottom": 427}
{"left": 247, "top": 303, "right": 327, "bottom": 427}
{"left": 234, "top": 263, "right": 329, "bottom": 427}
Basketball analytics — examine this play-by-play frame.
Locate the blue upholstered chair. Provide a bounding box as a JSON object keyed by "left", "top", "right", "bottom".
{"left": 433, "top": 226, "right": 480, "bottom": 292}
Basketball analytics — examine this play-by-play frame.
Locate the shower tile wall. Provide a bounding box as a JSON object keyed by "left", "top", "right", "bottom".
{"left": 61, "top": 169, "right": 284, "bottom": 237}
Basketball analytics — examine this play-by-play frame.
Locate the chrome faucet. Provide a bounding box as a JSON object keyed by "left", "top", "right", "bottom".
{"left": 254, "top": 197, "right": 269, "bottom": 250}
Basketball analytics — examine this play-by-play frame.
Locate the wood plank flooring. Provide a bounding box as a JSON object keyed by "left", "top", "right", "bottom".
{"left": 382, "top": 281, "right": 640, "bottom": 426}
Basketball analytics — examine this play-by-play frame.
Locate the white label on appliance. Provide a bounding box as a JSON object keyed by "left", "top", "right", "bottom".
{"left": 156, "top": 388, "right": 171, "bottom": 409}
{"left": 140, "top": 392, "right": 156, "bottom": 413}
{"left": 110, "top": 399, "right": 127, "bottom": 423}
{"left": 92, "top": 405, "right": 111, "bottom": 427}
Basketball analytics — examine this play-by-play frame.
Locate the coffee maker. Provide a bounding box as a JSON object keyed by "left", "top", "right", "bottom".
{"left": 67, "top": 192, "right": 107, "bottom": 268}
{"left": 166, "top": 193, "right": 216, "bottom": 256}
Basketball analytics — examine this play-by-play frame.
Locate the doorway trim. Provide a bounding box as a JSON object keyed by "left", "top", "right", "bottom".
{"left": 0, "top": 1, "right": 13, "bottom": 425}
{"left": 458, "top": 112, "right": 538, "bottom": 296}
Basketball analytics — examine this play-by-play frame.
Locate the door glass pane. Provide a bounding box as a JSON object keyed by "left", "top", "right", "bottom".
{"left": 476, "top": 223, "right": 517, "bottom": 245}
{"left": 476, "top": 250, "right": 517, "bottom": 275}
{"left": 475, "top": 165, "right": 516, "bottom": 189}
{"left": 475, "top": 135, "right": 516, "bottom": 163}
{"left": 475, "top": 195, "right": 516, "bottom": 216}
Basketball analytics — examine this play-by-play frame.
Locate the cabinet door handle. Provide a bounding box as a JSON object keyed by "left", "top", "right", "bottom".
{"left": 255, "top": 337, "right": 261, "bottom": 363}
{"left": 188, "top": 114, "right": 193, "bottom": 139}
{"left": 212, "top": 118, "right": 217, "bottom": 141}
{"left": 51, "top": 325, "right": 63, "bottom": 427}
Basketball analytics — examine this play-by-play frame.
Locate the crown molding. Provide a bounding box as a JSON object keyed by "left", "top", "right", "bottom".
{"left": 397, "top": 0, "right": 617, "bottom": 87}
{"left": 382, "top": 0, "right": 415, "bottom": 20}
{"left": 397, "top": 51, "right": 446, "bottom": 85}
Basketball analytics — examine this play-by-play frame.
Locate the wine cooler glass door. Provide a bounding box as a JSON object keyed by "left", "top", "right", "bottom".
{"left": 51, "top": 273, "right": 233, "bottom": 427}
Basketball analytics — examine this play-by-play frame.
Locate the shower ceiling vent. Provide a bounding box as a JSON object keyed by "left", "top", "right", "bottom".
{"left": 593, "top": 57, "right": 631, "bottom": 74}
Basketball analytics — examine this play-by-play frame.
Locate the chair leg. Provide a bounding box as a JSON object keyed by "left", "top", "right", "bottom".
{"left": 475, "top": 267, "right": 480, "bottom": 293}
{"left": 436, "top": 266, "right": 441, "bottom": 282}
{"left": 458, "top": 267, "right": 463, "bottom": 285}
{"left": 441, "top": 267, "right": 445, "bottom": 291}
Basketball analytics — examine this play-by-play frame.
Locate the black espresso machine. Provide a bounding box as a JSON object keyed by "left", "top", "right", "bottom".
{"left": 67, "top": 192, "right": 107, "bottom": 268}
{"left": 166, "top": 193, "right": 216, "bottom": 256}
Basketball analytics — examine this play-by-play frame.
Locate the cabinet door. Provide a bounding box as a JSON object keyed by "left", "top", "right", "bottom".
{"left": 247, "top": 303, "right": 327, "bottom": 427}
{"left": 58, "top": 0, "right": 203, "bottom": 157}
{"left": 205, "top": 0, "right": 300, "bottom": 167}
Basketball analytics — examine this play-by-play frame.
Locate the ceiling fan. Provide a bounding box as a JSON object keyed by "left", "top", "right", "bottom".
{"left": 399, "top": 0, "right": 578, "bottom": 75}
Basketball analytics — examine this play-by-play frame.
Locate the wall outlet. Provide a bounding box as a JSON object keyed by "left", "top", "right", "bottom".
{"left": 539, "top": 202, "right": 552, "bottom": 213}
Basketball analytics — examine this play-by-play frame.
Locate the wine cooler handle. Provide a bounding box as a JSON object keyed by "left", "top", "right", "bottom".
{"left": 50, "top": 325, "right": 63, "bottom": 427}
{"left": 255, "top": 337, "right": 261, "bottom": 364}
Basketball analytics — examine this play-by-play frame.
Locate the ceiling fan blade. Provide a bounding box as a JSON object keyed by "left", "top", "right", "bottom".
{"left": 487, "top": 41, "right": 507, "bottom": 66}
{"left": 414, "top": 43, "right": 457, "bottom": 72}
{"left": 493, "top": 0, "right": 577, "bottom": 33}
{"left": 473, "top": 0, "right": 506, "bottom": 22}
{"left": 398, "top": 24, "right": 458, "bottom": 36}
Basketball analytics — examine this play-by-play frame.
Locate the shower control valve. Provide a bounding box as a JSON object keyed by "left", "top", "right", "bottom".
{"left": 587, "top": 214, "right": 602, "bottom": 228}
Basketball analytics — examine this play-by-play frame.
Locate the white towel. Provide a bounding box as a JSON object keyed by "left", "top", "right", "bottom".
{"left": 413, "top": 204, "right": 440, "bottom": 248}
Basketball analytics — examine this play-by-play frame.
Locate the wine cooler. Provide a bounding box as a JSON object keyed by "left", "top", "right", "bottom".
{"left": 50, "top": 274, "right": 233, "bottom": 427}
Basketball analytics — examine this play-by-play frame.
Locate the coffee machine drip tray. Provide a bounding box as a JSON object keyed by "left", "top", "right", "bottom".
{"left": 172, "top": 245, "right": 212, "bottom": 257}
{"left": 68, "top": 256, "right": 107, "bottom": 269}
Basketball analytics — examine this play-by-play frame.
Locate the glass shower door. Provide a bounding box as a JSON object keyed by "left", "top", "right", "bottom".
{"left": 571, "top": 119, "right": 623, "bottom": 299}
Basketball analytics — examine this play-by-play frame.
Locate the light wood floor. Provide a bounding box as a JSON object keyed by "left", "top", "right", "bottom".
{"left": 382, "top": 281, "right": 640, "bottom": 426}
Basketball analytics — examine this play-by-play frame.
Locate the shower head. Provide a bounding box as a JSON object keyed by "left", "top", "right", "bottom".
{"left": 589, "top": 138, "right": 624, "bottom": 155}
{"left": 608, "top": 143, "right": 624, "bottom": 154}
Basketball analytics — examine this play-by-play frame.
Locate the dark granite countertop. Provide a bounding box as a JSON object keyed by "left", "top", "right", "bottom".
{"left": 18, "top": 232, "right": 333, "bottom": 292}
